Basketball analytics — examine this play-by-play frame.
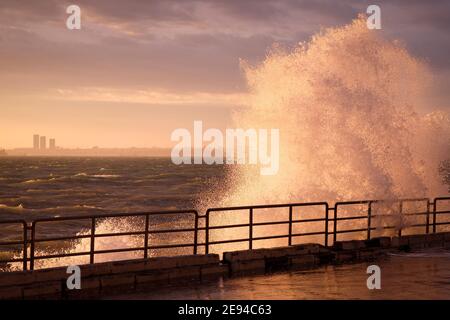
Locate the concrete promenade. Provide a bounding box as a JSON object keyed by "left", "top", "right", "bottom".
{"left": 1, "top": 232, "right": 449, "bottom": 299}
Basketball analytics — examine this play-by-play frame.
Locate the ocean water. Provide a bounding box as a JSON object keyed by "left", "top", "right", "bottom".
{"left": 0, "top": 156, "right": 224, "bottom": 220}
{"left": 0, "top": 157, "right": 226, "bottom": 264}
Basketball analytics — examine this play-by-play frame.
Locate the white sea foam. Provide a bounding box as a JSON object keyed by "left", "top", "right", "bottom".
{"left": 197, "top": 16, "right": 450, "bottom": 248}
{"left": 202, "top": 16, "right": 450, "bottom": 209}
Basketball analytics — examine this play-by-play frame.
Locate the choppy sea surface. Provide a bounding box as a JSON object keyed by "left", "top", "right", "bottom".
{"left": 0, "top": 157, "right": 225, "bottom": 260}
{"left": 0, "top": 157, "right": 224, "bottom": 220}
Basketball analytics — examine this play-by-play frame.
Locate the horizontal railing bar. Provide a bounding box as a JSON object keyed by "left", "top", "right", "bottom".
{"left": 335, "top": 212, "right": 430, "bottom": 220}
{"left": 335, "top": 228, "right": 368, "bottom": 234}
{"left": 194, "top": 211, "right": 439, "bottom": 229}
{"left": 90, "top": 247, "right": 145, "bottom": 255}
{"left": 399, "top": 198, "right": 430, "bottom": 202}
{"left": 29, "top": 243, "right": 198, "bottom": 261}
{"left": 32, "top": 250, "right": 91, "bottom": 260}
{"left": 435, "top": 210, "right": 450, "bottom": 214}
{"left": 147, "top": 243, "right": 194, "bottom": 249}
{"left": 252, "top": 234, "right": 294, "bottom": 241}
{"left": 208, "top": 222, "right": 277, "bottom": 230}
{"left": 33, "top": 228, "right": 201, "bottom": 244}
{"left": 335, "top": 200, "right": 375, "bottom": 206}
{"left": 33, "top": 247, "right": 145, "bottom": 260}
{"left": 207, "top": 202, "right": 328, "bottom": 212}
{"left": 206, "top": 231, "right": 330, "bottom": 246}
{"left": 335, "top": 198, "right": 430, "bottom": 207}
{"left": 207, "top": 218, "right": 329, "bottom": 230}
{"left": 207, "top": 238, "right": 251, "bottom": 246}
{"left": 375, "top": 226, "right": 397, "bottom": 230}
{"left": 32, "top": 234, "right": 92, "bottom": 243}
{"left": 408, "top": 223, "right": 430, "bottom": 228}
{"left": 32, "top": 209, "right": 198, "bottom": 224}
{"left": 0, "top": 258, "right": 26, "bottom": 263}
{"left": 371, "top": 212, "right": 430, "bottom": 217}
{"left": 148, "top": 227, "right": 197, "bottom": 234}
{"left": 291, "top": 217, "right": 328, "bottom": 223}
{"left": 0, "top": 240, "right": 25, "bottom": 246}
{"left": 94, "top": 231, "right": 145, "bottom": 238}
{"left": 335, "top": 215, "right": 368, "bottom": 221}
{"left": 290, "top": 231, "right": 327, "bottom": 237}
{"left": 0, "top": 220, "right": 27, "bottom": 225}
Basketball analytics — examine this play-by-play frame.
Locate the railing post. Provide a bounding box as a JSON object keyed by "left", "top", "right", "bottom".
{"left": 144, "top": 214, "right": 149, "bottom": 259}
{"left": 249, "top": 208, "right": 253, "bottom": 250}
{"left": 23, "top": 222, "right": 29, "bottom": 271}
{"left": 324, "top": 203, "right": 329, "bottom": 247}
{"left": 193, "top": 212, "right": 198, "bottom": 255}
{"left": 333, "top": 205, "right": 337, "bottom": 244}
{"left": 433, "top": 198, "right": 437, "bottom": 233}
{"left": 426, "top": 200, "right": 430, "bottom": 234}
{"left": 398, "top": 201, "right": 403, "bottom": 237}
{"left": 30, "top": 222, "right": 36, "bottom": 271}
{"left": 288, "top": 206, "right": 293, "bottom": 246}
{"left": 90, "top": 217, "right": 95, "bottom": 264}
{"left": 205, "top": 212, "right": 210, "bottom": 254}
{"left": 367, "top": 202, "right": 372, "bottom": 240}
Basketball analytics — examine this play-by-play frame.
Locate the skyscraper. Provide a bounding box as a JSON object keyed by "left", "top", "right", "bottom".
{"left": 33, "top": 134, "right": 39, "bottom": 150}
{"left": 49, "top": 138, "right": 56, "bottom": 150}
{"left": 40, "top": 136, "right": 46, "bottom": 150}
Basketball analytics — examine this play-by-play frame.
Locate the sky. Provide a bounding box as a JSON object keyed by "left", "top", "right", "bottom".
{"left": 1, "top": 0, "right": 449, "bottom": 148}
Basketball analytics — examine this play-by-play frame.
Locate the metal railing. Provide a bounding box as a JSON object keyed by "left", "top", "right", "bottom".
{"left": 28, "top": 210, "right": 198, "bottom": 270}
{"left": 0, "top": 197, "right": 449, "bottom": 271}
{"left": 204, "top": 202, "right": 329, "bottom": 253}
{"left": 0, "top": 220, "right": 27, "bottom": 271}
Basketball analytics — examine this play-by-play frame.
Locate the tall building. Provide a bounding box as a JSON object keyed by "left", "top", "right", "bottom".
{"left": 40, "top": 136, "right": 46, "bottom": 150}
{"left": 49, "top": 138, "right": 56, "bottom": 150}
{"left": 33, "top": 134, "right": 39, "bottom": 150}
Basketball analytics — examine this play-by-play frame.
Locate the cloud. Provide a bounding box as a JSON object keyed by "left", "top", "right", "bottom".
{"left": 0, "top": 0, "right": 449, "bottom": 99}
{"left": 1, "top": 0, "right": 449, "bottom": 149}
{"left": 46, "top": 86, "right": 249, "bottom": 107}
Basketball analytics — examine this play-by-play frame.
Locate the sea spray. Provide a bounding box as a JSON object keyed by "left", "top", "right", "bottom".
{"left": 7, "top": 16, "right": 450, "bottom": 269}
{"left": 195, "top": 16, "right": 450, "bottom": 249}
{"left": 201, "top": 16, "right": 450, "bottom": 210}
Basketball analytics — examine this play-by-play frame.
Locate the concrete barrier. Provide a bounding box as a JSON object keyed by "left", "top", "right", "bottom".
{"left": 223, "top": 244, "right": 327, "bottom": 275}
{"left": 333, "top": 239, "right": 368, "bottom": 251}
{"left": 365, "top": 237, "right": 391, "bottom": 248}
{"left": 391, "top": 232, "right": 449, "bottom": 250}
{"left": 0, "top": 254, "right": 221, "bottom": 300}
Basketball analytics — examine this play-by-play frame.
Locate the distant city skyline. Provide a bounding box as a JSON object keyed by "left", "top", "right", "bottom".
{"left": 0, "top": 134, "right": 172, "bottom": 156}
{"left": 33, "top": 134, "right": 56, "bottom": 150}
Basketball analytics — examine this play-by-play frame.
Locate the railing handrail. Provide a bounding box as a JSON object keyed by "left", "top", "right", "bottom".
{"left": 32, "top": 209, "right": 199, "bottom": 223}
{"left": 206, "top": 201, "right": 329, "bottom": 212}
{"left": 0, "top": 196, "right": 449, "bottom": 271}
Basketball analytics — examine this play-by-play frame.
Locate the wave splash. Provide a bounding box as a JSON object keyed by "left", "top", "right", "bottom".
{"left": 202, "top": 16, "right": 450, "bottom": 210}
{"left": 5, "top": 17, "right": 450, "bottom": 270}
